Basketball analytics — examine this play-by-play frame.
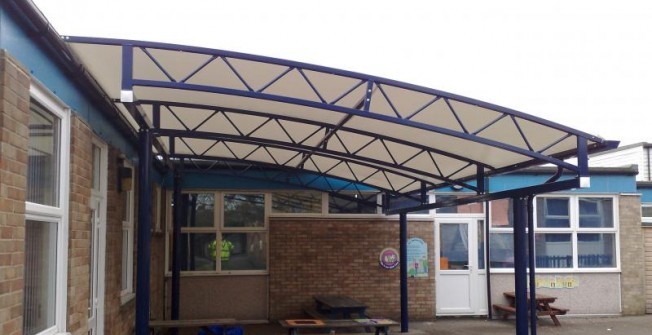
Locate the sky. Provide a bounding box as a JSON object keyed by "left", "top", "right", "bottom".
{"left": 32, "top": 0, "right": 652, "bottom": 146}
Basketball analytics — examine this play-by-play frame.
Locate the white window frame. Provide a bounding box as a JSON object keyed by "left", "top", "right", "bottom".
{"left": 643, "top": 203, "right": 652, "bottom": 225}
{"left": 489, "top": 194, "right": 620, "bottom": 273}
{"left": 25, "top": 82, "right": 70, "bottom": 335}
{"left": 120, "top": 160, "right": 135, "bottom": 304}
{"left": 165, "top": 190, "right": 269, "bottom": 276}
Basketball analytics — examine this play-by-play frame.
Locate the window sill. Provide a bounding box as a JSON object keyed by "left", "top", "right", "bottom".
{"left": 120, "top": 292, "right": 135, "bottom": 306}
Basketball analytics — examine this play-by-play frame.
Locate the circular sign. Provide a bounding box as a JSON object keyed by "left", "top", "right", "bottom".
{"left": 379, "top": 247, "right": 400, "bottom": 269}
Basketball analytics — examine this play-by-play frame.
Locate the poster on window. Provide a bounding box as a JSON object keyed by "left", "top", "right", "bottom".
{"left": 407, "top": 238, "right": 428, "bottom": 277}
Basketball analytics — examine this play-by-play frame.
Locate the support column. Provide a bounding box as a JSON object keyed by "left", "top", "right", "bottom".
{"left": 171, "top": 165, "right": 183, "bottom": 334}
{"left": 513, "top": 197, "right": 528, "bottom": 335}
{"left": 135, "top": 129, "right": 152, "bottom": 335}
{"left": 527, "top": 196, "right": 537, "bottom": 335}
{"left": 399, "top": 212, "right": 408, "bottom": 332}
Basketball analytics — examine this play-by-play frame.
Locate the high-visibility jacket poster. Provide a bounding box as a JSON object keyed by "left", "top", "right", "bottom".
{"left": 407, "top": 238, "right": 428, "bottom": 278}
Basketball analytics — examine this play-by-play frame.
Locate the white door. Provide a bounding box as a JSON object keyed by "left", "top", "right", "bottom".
{"left": 88, "top": 142, "right": 107, "bottom": 335}
{"left": 435, "top": 218, "right": 487, "bottom": 315}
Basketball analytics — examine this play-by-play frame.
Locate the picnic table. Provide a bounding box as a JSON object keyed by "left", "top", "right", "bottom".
{"left": 493, "top": 291, "right": 569, "bottom": 326}
{"left": 279, "top": 318, "right": 398, "bottom": 335}
{"left": 312, "top": 295, "right": 369, "bottom": 319}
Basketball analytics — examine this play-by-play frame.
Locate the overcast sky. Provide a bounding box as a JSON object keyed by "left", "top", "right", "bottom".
{"left": 33, "top": 0, "right": 651, "bottom": 146}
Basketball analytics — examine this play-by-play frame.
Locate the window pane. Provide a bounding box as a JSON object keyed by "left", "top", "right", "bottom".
{"left": 389, "top": 195, "right": 429, "bottom": 214}
{"left": 183, "top": 193, "right": 215, "bottom": 227}
{"left": 643, "top": 205, "right": 652, "bottom": 218}
{"left": 489, "top": 232, "right": 513, "bottom": 268}
{"left": 181, "top": 233, "right": 216, "bottom": 271}
{"left": 536, "top": 198, "right": 570, "bottom": 228}
{"left": 221, "top": 233, "right": 267, "bottom": 271}
{"left": 478, "top": 220, "right": 485, "bottom": 269}
{"left": 272, "top": 191, "right": 321, "bottom": 213}
{"left": 224, "top": 194, "right": 265, "bottom": 227}
{"left": 579, "top": 198, "right": 614, "bottom": 228}
{"left": 439, "top": 223, "right": 468, "bottom": 270}
{"left": 491, "top": 199, "right": 513, "bottom": 227}
{"left": 436, "top": 195, "right": 484, "bottom": 214}
{"left": 91, "top": 144, "right": 101, "bottom": 191}
{"left": 24, "top": 220, "right": 58, "bottom": 335}
{"left": 578, "top": 233, "right": 616, "bottom": 268}
{"left": 27, "top": 101, "right": 60, "bottom": 206}
{"left": 329, "top": 192, "right": 378, "bottom": 214}
{"left": 535, "top": 233, "right": 572, "bottom": 268}
{"left": 121, "top": 230, "right": 128, "bottom": 290}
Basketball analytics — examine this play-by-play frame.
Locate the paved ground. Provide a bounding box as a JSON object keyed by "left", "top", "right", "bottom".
{"left": 240, "top": 315, "right": 652, "bottom": 335}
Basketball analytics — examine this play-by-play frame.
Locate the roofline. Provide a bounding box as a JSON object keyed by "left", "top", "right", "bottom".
{"left": 590, "top": 141, "right": 651, "bottom": 156}
{"left": 638, "top": 181, "right": 652, "bottom": 188}
{"left": 66, "top": 35, "right": 614, "bottom": 146}
{"left": 3, "top": 0, "right": 138, "bottom": 147}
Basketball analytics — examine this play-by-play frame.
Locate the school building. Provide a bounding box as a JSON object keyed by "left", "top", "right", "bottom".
{"left": 0, "top": 1, "right": 649, "bottom": 335}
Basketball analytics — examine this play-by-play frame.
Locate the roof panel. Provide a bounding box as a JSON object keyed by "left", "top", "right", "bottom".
{"left": 64, "top": 37, "right": 616, "bottom": 201}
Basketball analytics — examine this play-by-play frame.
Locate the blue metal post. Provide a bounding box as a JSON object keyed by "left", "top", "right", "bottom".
{"left": 527, "top": 196, "right": 537, "bottom": 335}
{"left": 135, "top": 128, "right": 152, "bottom": 335}
{"left": 399, "top": 212, "right": 409, "bottom": 332}
{"left": 171, "top": 166, "right": 183, "bottom": 335}
{"left": 513, "top": 197, "right": 529, "bottom": 335}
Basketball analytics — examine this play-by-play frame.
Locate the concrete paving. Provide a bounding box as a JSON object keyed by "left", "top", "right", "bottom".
{"left": 241, "top": 315, "right": 652, "bottom": 335}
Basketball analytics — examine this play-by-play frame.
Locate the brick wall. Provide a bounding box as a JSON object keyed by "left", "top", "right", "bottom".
{"left": 103, "top": 147, "right": 136, "bottom": 335}
{"left": 67, "top": 115, "right": 93, "bottom": 334}
{"left": 0, "top": 50, "right": 30, "bottom": 335}
{"left": 619, "top": 194, "right": 646, "bottom": 315}
{"left": 269, "top": 218, "right": 435, "bottom": 321}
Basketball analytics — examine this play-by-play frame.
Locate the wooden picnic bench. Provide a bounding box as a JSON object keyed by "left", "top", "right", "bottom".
{"left": 493, "top": 291, "right": 569, "bottom": 326}
{"left": 148, "top": 318, "right": 255, "bottom": 334}
{"left": 279, "top": 318, "right": 398, "bottom": 335}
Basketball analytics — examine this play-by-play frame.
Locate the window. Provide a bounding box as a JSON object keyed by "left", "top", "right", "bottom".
{"left": 435, "top": 194, "right": 484, "bottom": 214}
{"left": 272, "top": 191, "right": 321, "bottom": 214}
{"left": 172, "top": 192, "right": 268, "bottom": 273}
{"left": 641, "top": 204, "right": 652, "bottom": 224}
{"left": 489, "top": 195, "right": 618, "bottom": 271}
{"left": 23, "top": 86, "right": 70, "bottom": 335}
{"left": 120, "top": 161, "right": 134, "bottom": 303}
{"left": 328, "top": 192, "right": 379, "bottom": 214}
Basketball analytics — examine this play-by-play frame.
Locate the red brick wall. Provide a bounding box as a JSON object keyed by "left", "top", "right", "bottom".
{"left": 269, "top": 218, "right": 435, "bottom": 321}
{"left": 0, "top": 50, "right": 30, "bottom": 335}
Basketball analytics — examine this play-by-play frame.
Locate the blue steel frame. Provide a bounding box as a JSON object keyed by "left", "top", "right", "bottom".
{"left": 63, "top": 37, "right": 620, "bottom": 335}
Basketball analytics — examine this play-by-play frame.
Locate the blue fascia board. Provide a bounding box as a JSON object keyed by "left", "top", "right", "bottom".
{"left": 488, "top": 173, "right": 636, "bottom": 194}
{"left": 162, "top": 170, "right": 378, "bottom": 192}
{"left": 0, "top": 8, "right": 136, "bottom": 159}
{"left": 640, "top": 187, "right": 652, "bottom": 203}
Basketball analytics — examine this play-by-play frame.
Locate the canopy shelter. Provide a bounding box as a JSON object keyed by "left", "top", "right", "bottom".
{"left": 63, "top": 37, "right": 617, "bottom": 335}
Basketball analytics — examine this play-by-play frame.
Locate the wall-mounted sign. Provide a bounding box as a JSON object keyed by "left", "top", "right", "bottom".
{"left": 407, "top": 238, "right": 428, "bottom": 277}
{"left": 535, "top": 275, "right": 579, "bottom": 289}
{"left": 379, "top": 248, "right": 399, "bottom": 269}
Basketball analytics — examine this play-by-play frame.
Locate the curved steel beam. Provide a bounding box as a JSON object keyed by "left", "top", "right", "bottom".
{"left": 156, "top": 128, "right": 476, "bottom": 191}
{"left": 64, "top": 37, "right": 607, "bottom": 173}
{"left": 138, "top": 99, "right": 496, "bottom": 171}
{"left": 173, "top": 154, "right": 422, "bottom": 200}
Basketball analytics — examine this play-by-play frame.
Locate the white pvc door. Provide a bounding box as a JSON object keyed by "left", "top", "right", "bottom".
{"left": 435, "top": 218, "right": 487, "bottom": 315}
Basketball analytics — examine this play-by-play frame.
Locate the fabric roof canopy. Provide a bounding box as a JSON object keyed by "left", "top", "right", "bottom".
{"left": 64, "top": 37, "right": 617, "bottom": 211}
